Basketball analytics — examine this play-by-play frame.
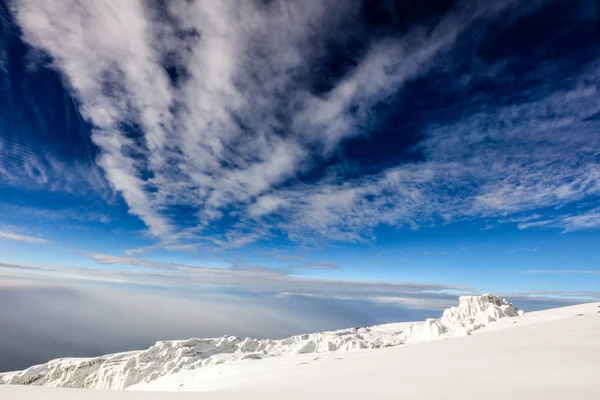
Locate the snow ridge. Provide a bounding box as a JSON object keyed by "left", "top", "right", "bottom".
{"left": 0, "top": 294, "right": 522, "bottom": 390}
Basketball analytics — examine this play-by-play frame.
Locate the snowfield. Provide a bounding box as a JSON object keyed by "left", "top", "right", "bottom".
{"left": 1, "top": 295, "right": 599, "bottom": 399}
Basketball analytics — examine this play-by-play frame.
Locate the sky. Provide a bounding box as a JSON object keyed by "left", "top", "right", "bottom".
{"left": 1, "top": 0, "right": 600, "bottom": 370}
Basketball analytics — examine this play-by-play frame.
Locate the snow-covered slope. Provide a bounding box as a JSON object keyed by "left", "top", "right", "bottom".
{"left": 134, "top": 300, "right": 600, "bottom": 397}
{"left": 2, "top": 300, "right": 599, "bottom": 399}
{"left": 0, "top": 294, "right": 521, "bottom": 390}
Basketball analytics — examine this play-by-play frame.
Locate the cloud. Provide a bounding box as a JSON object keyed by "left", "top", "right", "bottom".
{"left": 506, "top": 248, "right": 539, "bottom": 254}
{"left": 264, "top": 60, "right": 600, "bottom": 242}
{"left": 559, "top": 209, "right": 600, "bottom": 231}
{"left": 123, "top": 243, "right": 199, "bottom": 256}
{"left": 228, "top": 261, "right": 339, "bottom": 276}
{"left": 84, "top": 252, "right": 184, "bottom": 271}
{"left": 0, "top": 137, "right": 110, "bottom": 198}
{"left": 292, "top": 262, "right": 339, "bottom": 271}
{"left": 0, "top": 231, "right": 47, "bottom": 244}
{"left": 0, "top": 204, "right": 111, "bottom": 226}
{"left": 7, "top": 0, "right": 521, "bottom": 242}
{"left": 9, "top": 0, "right": 600, "bottom": 248}
{"left": 277, "top": 292, "right": 461, "bottom": 310}
{"left": 0, "top": 255, "right": 472, "bottom": 306}
{"left": 528, "top": 269, "right": 600, "bottom": 276}
{"left": 509, "top": 206, "right": 600, "bottom": 232}
{"left": 501, "top": 290, "right": 600, "bottom": 305}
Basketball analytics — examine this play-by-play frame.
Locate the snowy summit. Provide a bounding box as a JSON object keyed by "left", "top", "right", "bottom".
{"left": 1, "top": 294, "right": 521, "bottom": 390}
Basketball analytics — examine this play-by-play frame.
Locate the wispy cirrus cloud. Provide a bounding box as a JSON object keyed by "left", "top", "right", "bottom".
{"left": 528, "top": 269, "right": 600, "bottom": 276}
{"left": 84, "top": 252, "right": 184, "bottom": 271}
{"left": 0, "top": 231, "right": 47, "bottom": 244}
{"left": 516, "top": 207, "right": 600, "bottom": 232}
{"left": 8, "top": 0, "right": 600, "bottom": 248}
{"left": 258, "top": 61, "right": 600, "bottom": 242}
{"left": 0, "top": 204, "right": 111, "bottom": 225}
{"left": 123, "top": 243, "right": 199, "bottom": 257}
{"left": 0, "top": 136, "right": 110, "bottom": 198}
{"left": 506, "top": 248, "right": 539, "bottom": 254}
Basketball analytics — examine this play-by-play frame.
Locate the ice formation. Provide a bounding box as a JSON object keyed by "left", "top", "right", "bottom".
{"left": 406, "top": 293, "right": 524, "bottom": 340}
{"left": 0, "top": 294, "right": 522, "bottom": 390}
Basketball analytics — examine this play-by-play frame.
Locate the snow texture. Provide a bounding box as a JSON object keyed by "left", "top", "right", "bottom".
{"left": 0, "top": 294, "right": 521, "bottom": 390}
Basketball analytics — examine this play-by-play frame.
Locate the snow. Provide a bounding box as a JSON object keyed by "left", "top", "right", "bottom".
{"left": 405, "top": 293, "right": 523, "bottom": 340}
{"left": 0, "top": 299, "right": 599, "bottom": 399}
{"left": 0, "top": 294, "right": 520, "bottom": 390}
{"left": 0, "top": 323, "right": 410, "bottom": 389}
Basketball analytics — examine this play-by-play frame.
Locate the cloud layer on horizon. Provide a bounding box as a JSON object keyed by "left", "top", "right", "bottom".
{"left": 0, "top": 256, "right": 472, "bottom": 309}
{"left": 3, "top": 251, "right": 598, "bottom": 313}
{"left": 0, "top": 279, "right": 444, "bottom": 372}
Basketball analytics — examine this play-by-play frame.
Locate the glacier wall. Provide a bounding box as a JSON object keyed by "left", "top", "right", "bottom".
{"left": 0, "top": 294, "right": 522, "bottom": 390}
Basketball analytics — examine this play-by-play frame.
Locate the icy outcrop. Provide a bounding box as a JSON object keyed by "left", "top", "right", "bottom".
{"left": 405, "top": 293, "right": 523, "bottom": 340}
{"left": 0, "top": 294, "right": 522, "bottom": 390}
{"left": 0, "top": 331, "right": 404, "bottom": 389}
{"left": 440, "top": 293, "right": 523, "bottom": 334}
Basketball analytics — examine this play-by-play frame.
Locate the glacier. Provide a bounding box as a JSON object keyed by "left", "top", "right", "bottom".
{"left": 0, "top": 294, "right": 523, "bottom": 390}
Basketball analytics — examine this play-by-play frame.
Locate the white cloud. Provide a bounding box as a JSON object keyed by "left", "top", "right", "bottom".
{"left": 0, "top": 204, "right": 111, "bottom": 226}
{"left": 11, "top": 0, "right": 526, "bottom": 244}
{"left": 558, "top": 209, "right": 600, "bottom": 232}
{"left": 0, "top": 137, "right": 109, "bottom": 197}
{"left": 0, "top": 231, "right": 47, "bottom": 244}
{"left": 502, "top": 291, "right": 600, "bottom": 303}
{"left": 291, "top": 262, "right": 339, "bottom": 271}
{"left": 0, "top": 256, "right": 472, "bottom": 305}
{"left": 84, "top": 252, "right": 183, "bottom": 271}
{"left": 513, "top": 207, "right": 600, "bottom": 232}
{"left": 528, "top": 270, "right": 600, "bottom": 276}
{"left": 123, "top": 243, "right": 198, "bottom": 257}
{"left": 261, "top": 62, "right": 600, "bottom": 242}
{"left": 10, "top": 0, "right": 600, "bottom": 247}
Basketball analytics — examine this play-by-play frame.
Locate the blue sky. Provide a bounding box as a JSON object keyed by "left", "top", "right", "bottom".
{"left": 1, "top": 0, "right": 600, "bottom": 348}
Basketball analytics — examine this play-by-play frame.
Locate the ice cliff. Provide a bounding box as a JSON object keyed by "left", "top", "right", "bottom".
{"left": 0, "top": 294, "right": 522, "bottom": 390}
{"left": 406, "top": 294, "right": 524, "bottom": 340}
